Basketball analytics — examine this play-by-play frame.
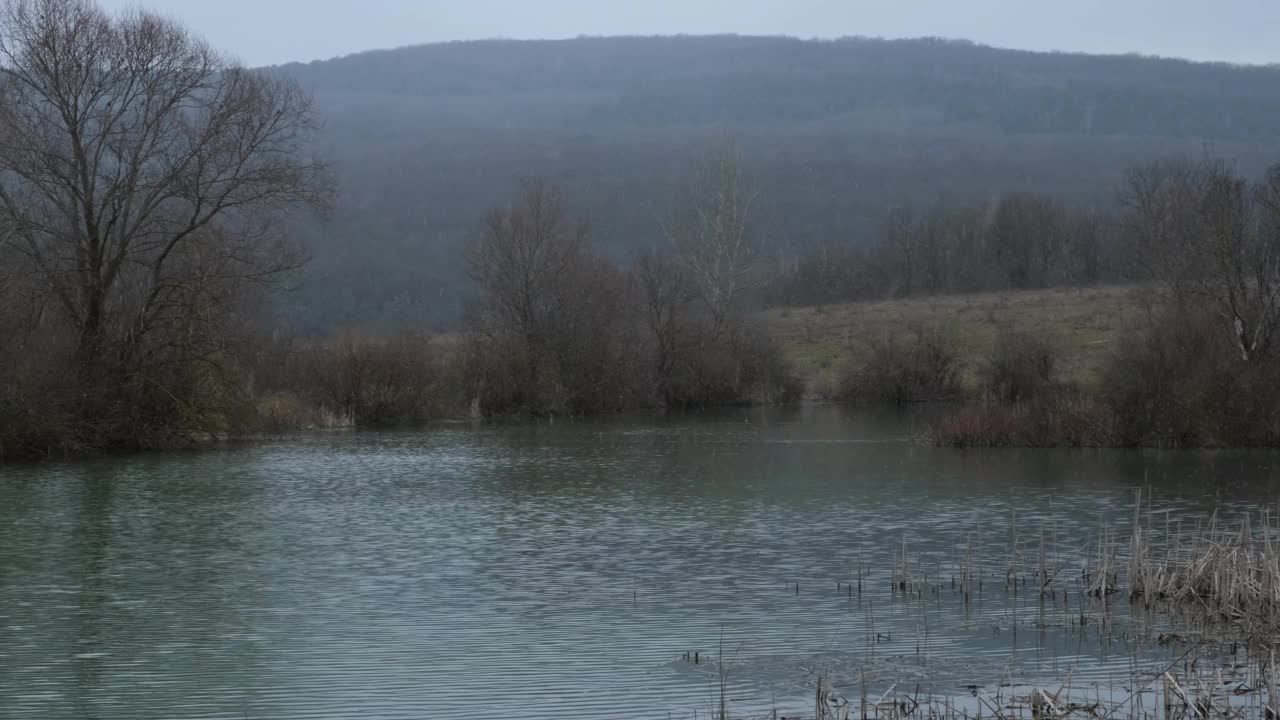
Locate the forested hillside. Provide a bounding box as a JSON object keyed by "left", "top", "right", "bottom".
{"left": 275, "top": 35, "right": 1280, "bottom": 330}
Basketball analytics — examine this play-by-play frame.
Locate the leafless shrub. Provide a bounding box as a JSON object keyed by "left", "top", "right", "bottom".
{"left": 297, "top": 332, "right": 444, "bottom": 427}
{"left": 0, "top": 323, "right": 83, "bottom": 459}
{"left": 982, "top": 327, "right": 1059, "bottom": 403}
{"left": 1102, "top": 304, "right": 1280, "bottom": 448}
{"left": 726, "top": 323, "right": 803, "bottom": 406}
{"left": 931, "top": 390, "right": 1116, "bottom": 448}
{"left": 841, "top": 324, "right": 964, "bottom": 404}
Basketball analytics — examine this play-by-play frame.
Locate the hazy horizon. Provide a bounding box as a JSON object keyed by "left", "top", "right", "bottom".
{"left": 96, "top": 0, "right": 1280, "bottom": 67}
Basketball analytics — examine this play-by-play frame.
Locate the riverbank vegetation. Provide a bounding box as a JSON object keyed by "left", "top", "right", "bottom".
{"left": 6, "top": 1, "right": 1280, "bottom": 460}
{"left": 0, "top": 0, "right": 796, "bottom": 462}
{"left": 460, "top": 154, "right": 798, "bottom": 418}
{"left": 924, "top": 157, "right": 1280, "bottom": 448}
{"left": 0, "top": 0, "right": 330, "bottom": 459}
{"left": 241, "top": 148, "right": 799, "bottom": 438}
{"left": 762, "top": 153, "right": 1280, "bottom": 449}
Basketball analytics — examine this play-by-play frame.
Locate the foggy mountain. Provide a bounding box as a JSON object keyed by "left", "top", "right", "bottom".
{"left": 275, "top": 35, "right": 1280, "bottom": 331}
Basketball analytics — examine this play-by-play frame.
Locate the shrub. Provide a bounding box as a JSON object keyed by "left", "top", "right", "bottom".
{"left": 933, "top": 304, "right": 1280, "bottom": 449}
{"left": 840, "top": 324, "right": 964, "bottom": 404}
{"left": 732, "top": 325, "right": 804, "bottom": 405}
{"left": 982, "top": 327, "right": 1058, "bottom": 403}
{"left": 930, "top": 402, "right": 1025, "bottom": 447}
{"left": 930, "top": 390, "right": 1117, "bottom": 448}
{"left": 265, "top": 331, "right": 450, "bottom": 428}
{"left": 1100, "top": 305, "right": 1280, "bottom": 448}
{"left": 252, "top": 392, "right": 363, "bottom": 434}
{"left": 0, "top": 315, "right": 263, "bottom": 459}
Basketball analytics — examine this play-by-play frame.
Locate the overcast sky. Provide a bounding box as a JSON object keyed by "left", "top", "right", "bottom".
{"left": 96, "top": 0, "right": 1280, "bottom": 67}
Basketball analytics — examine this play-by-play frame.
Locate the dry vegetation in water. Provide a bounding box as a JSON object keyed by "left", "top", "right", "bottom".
{"left": 696, "top": 496, "right": 1280, "bottom": 720}
{"left": 785, "top": 666, "right": 1280, "bottom": 720}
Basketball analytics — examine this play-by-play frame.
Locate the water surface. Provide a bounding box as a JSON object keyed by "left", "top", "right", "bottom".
{"left": 3, "top": 405, "right": 1278, "bottom": 719}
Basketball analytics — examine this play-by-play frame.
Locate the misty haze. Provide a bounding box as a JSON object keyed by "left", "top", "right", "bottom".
{"left": 3, "top": 1, "right": 1280, "bottom": 719}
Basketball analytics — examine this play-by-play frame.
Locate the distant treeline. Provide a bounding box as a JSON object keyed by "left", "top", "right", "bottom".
{"left": 763, "top": 194, "right": 1130, "bottom": 306}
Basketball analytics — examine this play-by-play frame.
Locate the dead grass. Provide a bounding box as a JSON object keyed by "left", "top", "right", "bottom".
{"left": 1128, "top": 496, "right": 1280, "bottom": 635}
{"left": 690, "top": 495, "right": 1280, "bottom": 720}
{"left": 757, "top": 285, "right": 1157, "bottom": 399}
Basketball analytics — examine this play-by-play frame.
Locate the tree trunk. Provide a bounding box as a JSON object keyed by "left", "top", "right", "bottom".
{"left": 76, "top": 289, "right": 105, "bottom": 378}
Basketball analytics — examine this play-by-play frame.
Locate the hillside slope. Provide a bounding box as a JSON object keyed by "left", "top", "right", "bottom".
{"left": 271, "top": 36, "right": 1280, "bottom": 331}
{"left": 757, "top": 285, "right": 1151, "bottom": 398}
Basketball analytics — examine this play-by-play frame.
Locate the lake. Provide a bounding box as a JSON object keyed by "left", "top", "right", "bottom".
{"left": 2, "top": 405, "right": 1278, "bottom": 719}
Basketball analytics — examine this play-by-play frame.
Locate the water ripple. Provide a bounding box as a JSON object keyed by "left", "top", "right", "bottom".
{"left": 1, "top": 406, "right": 1273, "bottom": 719}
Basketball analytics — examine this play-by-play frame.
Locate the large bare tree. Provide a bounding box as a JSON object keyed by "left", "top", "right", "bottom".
{"left": 0, "top": 0, "right": 328, "bottom": 377}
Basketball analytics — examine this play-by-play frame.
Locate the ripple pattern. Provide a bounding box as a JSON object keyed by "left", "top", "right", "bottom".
{"left": 1, "top": 406, "right": 1275, "bottom": 719}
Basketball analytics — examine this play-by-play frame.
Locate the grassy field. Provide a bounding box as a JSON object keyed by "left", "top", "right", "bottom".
{"left": 756, "top": 285, "right": 1157, "bottom": 398}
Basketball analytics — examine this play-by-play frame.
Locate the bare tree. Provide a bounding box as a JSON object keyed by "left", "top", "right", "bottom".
{"left": 1064, "top": 209, "right": 1106, "bottom": 285}
{"left": 467, "top": 178, "right": 587, "bottom": 364}
{"left": 633, "top": 248, "right": 698, "bottom": 406}
{"left": 466, "top": 178, "right": 616, "bottom": 414}
{"left": 1124, "top": 156, "right": 1280, "bottom": 362}
{"left": 0, "top": 0, "right": 328, "bottom": 379}
{"left": 915, "top": 207, "right": 955, "bottom": 294}
{"left": 988, "top": 193, "right": 1064, "bottom": 289}
{"left": 940, "top": 205, "right": 990, "bottom": 292}
{"left": 1122, "top": 158, "right": 1209, "bottom": 295}
{"left": 663, "top": 143, "right": 757, "bottom": 335}
{"left": 883, "top": 206, "right": 916, "bottom": 296}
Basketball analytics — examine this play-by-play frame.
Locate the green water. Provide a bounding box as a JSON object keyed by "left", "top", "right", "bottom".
{"left": 2, "top": 405, "right": 1277, "bottom": 719}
